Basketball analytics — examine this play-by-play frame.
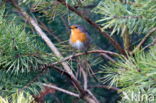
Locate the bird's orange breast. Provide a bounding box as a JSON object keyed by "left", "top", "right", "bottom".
{"left": 70, "top": 29, "right": 87, "bottom": 43}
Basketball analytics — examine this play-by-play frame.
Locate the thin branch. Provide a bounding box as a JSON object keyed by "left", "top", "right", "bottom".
{"left": 19, "top": 50, "right": 116, "bottom": 101}
{"left": 77, "top": 58, "right": 88, "bottom": 90}
{"left": 9, "top": 0, "right": 75, "bottom": 78}
{"left": 29, "top": 8, "right": 62, "bottom": 42}
{"left": 74, "top": 4, "right": 97, "bottom": 9}
{"left": 43, "top": 83, "right": 80, "bottom": 98}
{"left": 21, "top": 50, "right": 117, "bottom": 93}
{"left": 143, "top": 38, "right": 156, "bottom": 50}
{"left": 57, "top": 0, "right": 126, "bottom": 55}
{"left": 38, "top": 19, "right": 62, "bottom": 42}
{"left": 46, "top": 66, "right": 100, "bottom": 103}
{"left": 60, "top": 16, "right": 70, "bottom": 34}
{"left": 133, "top": 27, "right": 156, "bottom": 53}
{"left": 81, "top": 68, "right": 88, "bottom": 90}
{"left": 46, "top": 50, "right": 120, "bottom": 67}
{"left": 98, "top": 47, "right": 116, "bottom": 63}
{"left": 85, "top": 89, "right": 99, "bottom": 103}
{"left": 40, "top": 65, "right": 99, "bottom": 103}
{"left": 41, "top": 65, "right": 85, "bottom": 94}
{"left": 100, "top": 53, "right": 116, "bottom": 63}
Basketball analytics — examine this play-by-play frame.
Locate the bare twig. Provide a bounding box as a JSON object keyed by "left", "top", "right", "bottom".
{"left": 38, "top": 19, "right": 62, "bottom": 42}
{"left": 29, "top": 9, "right": 62, "bottom": 42}
{"left": 143, "top": 38, "right": 156, "bottom": 50}
{"left": 60, "top": 16, "right": 70, "bottom": 33}
{"left": 18, "top": 52, "right": 116, "bottom": 101}
{"left": 77, "top": 58, "right": 89, "bottom": 90}
{"left": 57, "top": 0, "right": 126, "bottom": 55}
{"left": 38, "top": 64, "right": 99, "bottom": 103}
{"left": 40, "top": 65, "right": 85, "bottom": 94}
{"left": 9, "top": 0, "right": 75, "bottom": 78}
{"left": 46, "top": 50, "right": 120, "bottom": 67}
{"left": 81, "top": 68, "right": 88, "bottom": 90}
{"left": 74, "top": 4, "right": 97, "bottom": 9}
{"left": 133, "top": 27, "right": 156, "bottom": 53}
{"left": 51, "top": 65, "right": 100, "bottom": 103}
{"left": 100, "top": 53, "right": 116, "bottom": 63}
{"left": 43, "top": 83, "right": 80, "bottom": 98}
{"left": 29, "top": 50, "right": 117, "bottom": 93}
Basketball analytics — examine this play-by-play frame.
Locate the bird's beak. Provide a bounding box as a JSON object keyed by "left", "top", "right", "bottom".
{"left": 69, "top": 26, "right": 72, "bottom": 29}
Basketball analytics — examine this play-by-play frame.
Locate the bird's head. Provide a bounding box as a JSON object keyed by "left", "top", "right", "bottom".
{"left": 70, "top": 25, "right": 86, "bottom": 35}
{"left": 70, "top": 24, "right": 81, "bottom": 30}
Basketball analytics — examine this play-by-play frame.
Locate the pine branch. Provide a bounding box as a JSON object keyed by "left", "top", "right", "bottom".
{"left": 133, "top": 27, "right": 156, "bottom": 53}
{"left": 77, "top": 58, "right": 88, "bottom": 90}
{"left": 9, "top": 0, "right": 75, "bottom": 78}
{"left": 45, "top": 66, "right": 99, "bottom": 103}
{"left": 43, "top": 83, "right": 80, "bottom": 98}
{"left": 39, "top": 65, "right": 99, "bottom": 102}
{"left": 56, "top": 0, "right": 126, "bottom": 55}
{"left": 100, "top": 53, "right": 116, "bottom": 63}
{"left": 81, "top": 68, "right": 88, "bottom": 90}
{"left": 44, "top": 50, "right": 120, "bottom": 67}
{"left": 29, "top": 8, "right": 62, "bottom": 42}
{"left": 38, "top": 18, "right": 62, "bottom": 42}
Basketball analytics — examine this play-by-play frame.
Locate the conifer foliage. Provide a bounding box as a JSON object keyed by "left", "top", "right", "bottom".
{"left": 0, "top": 0, "right": 156, "bottom": 103}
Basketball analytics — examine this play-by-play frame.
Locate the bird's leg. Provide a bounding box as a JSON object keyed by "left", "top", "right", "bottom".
{"left": 69, "top": 48, "right": 77, "bottom": 61}
{"left": 72, "top": 48, "right": 79, "bottom": 56}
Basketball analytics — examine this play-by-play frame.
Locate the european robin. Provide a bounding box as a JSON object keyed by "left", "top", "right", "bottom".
{"left": 69, "top": 24, "right": 91, "bottom": 51}
{"left": 69, "top": 25, "right": 95, "bottom": 88}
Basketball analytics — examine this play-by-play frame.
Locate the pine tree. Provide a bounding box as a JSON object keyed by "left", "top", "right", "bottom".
{"left": 0, "top": 0, "right": 156, "bottom": 103}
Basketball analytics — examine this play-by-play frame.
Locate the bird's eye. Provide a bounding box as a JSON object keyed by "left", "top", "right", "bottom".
{"left": 70, "top": 25, "right": 78, "bottom": 29}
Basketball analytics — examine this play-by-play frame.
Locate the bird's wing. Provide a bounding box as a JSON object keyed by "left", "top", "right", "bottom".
{"left": 79, "top": 27, "right": 92, "bottom": 43}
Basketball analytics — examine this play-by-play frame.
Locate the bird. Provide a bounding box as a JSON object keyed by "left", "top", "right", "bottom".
{"left": 69, "top": 25, "right": 98, "bottom": 89}
{"left": 69, "top": 24, "right": 91, "bottom": 52}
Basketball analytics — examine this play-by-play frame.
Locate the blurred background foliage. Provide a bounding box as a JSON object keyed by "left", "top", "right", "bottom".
{"left": 0, "top": 0, "right": 156, "bottom": 103}
{"left": 100, "top": 46, "right": 156, "bottom": 103}
{"left": 93, "top": 0, "right": 156, "bottom": 35}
